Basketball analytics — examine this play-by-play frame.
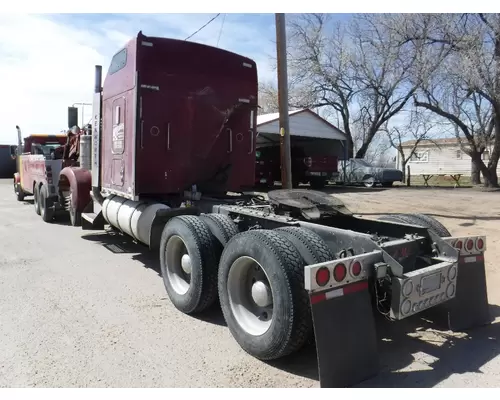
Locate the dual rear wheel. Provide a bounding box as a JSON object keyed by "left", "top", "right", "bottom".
{"left": 39, "top": 185, "right": 55, "bottom": 222}
{"left": 33, "top": 184, "right": 41, "bottom": 215}
{"left": 159, "top": 214, "right": 335, "bottom": 360}
{"left": 378, "top": 213, "right": 451, "bottom": 237}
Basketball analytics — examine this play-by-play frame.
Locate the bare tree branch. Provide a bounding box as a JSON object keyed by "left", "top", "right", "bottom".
{"left": 283, "top": 13, "right": 431, "bottom": 159}
{"left": 402, "top": 13, "right": 500, "bottom": 186}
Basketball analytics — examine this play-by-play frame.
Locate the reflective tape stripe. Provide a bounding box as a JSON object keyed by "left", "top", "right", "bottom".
{"left": 325, "top": 288, "right": 343, "bottom": 300}
{"left": 461, "top": 255, "right": 484, "bottom": 264}
{"left": 310, "top": 281, "right": 369, "bottom": 305}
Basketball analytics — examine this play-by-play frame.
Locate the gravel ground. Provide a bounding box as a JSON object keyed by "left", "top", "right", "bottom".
{"left": 1, "top": 179, "right": 499, "bottom": 388}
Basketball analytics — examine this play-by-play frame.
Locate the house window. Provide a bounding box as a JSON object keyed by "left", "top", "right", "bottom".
{"left": 456, "top": 149, "right": 462, "bottom": 159}
{"left": 410, "top": 151, "right": 429, "bottom": 163}
{"left": 483, "top": 151, "right": 490, "bottom": 161}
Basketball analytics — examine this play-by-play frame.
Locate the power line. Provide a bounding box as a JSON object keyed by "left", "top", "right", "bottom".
{"left": 185, "top": 14, "right": 221, "bottom": 41}
{"left": 216, "top": 13, "right": 226, "bottom": 47}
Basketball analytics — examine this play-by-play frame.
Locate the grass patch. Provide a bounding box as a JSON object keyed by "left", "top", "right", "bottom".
{"left": 397, "top": 175, "right": 472, "bottom": 187}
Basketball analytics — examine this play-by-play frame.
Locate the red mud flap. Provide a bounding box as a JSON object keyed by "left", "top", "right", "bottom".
{"left": 428, "top": 236, "right": 491, "bottom": 331}
{"left": 305, "top": 257, "right": 380, "bottom": 388}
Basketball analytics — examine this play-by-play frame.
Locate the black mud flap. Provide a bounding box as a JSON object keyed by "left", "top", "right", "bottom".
{"left": 446, "top": 254, "right": 491, "bottom": 331}
{"left": 310, "top": 281, "right": 379, "bottom": 388}
{"left": 426, "top": 253, "right": 491, "bottom": 331}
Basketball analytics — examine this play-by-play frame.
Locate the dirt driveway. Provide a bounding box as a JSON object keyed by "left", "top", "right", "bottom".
{"left": 330, "top": 185, "right": 500, "bottom": 300}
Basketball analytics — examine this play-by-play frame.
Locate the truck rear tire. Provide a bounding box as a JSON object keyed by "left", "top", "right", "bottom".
{"left": 378, "top": 214, "right": 407, "bottom": 224}
{"left": 218, "top": 229, "right": 311, "bottom": 360}
{"left": 274, "top": 226, "right": 335, "bottom": 344}
{"left": 159, "top": 215, "right": 219, "bottom": 314}
{"left": 14, "top": 180, "right": 25, "bottom": 202}
{"left": 404, "top": 213, "right": 451, "bottom": 237}
{"left": 39, "top": 185, "right": 55, "bottom": 223}
{"left": 34, "top": 184, "right": 41, "bottom": 215}
{"left": 275, "top": 226, "right": 334, "bottom": 266}
{"left": 378, "top": 213, "right": 451, "bottom": 238}
{"left": 200, "top": 214, "right": 239, "bottom": 247}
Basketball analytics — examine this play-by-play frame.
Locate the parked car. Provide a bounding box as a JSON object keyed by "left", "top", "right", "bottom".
{"left": 337, "top": 158, "right": 403, "bottom": 187}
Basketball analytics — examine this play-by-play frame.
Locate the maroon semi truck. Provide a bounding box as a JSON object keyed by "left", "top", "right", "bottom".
{"left": 18, "top": 31, "right": 492, "bottom": 388}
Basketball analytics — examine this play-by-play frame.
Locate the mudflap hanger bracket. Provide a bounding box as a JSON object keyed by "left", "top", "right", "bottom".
{"left": 435, "top": 235, "right": 491, "bottom": 331}
{"left": 304, "top": 250, "right": 382, "bottom": 388}
{"left": 303, "top": 231, "right": 489, "bottom": 388}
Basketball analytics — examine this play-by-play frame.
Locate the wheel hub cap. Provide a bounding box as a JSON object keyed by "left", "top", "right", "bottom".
{"left": 181, "top": 254, "right": 192, "bottom": 274}
{"left": 251, "top": 280, "right": 272, "bottom": 307}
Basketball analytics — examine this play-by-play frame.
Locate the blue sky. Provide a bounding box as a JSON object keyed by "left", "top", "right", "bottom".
{"left": 0, "top": 13, "right": 357, "bottom": 144}
{"left": 0, "top": 13, "right": 297, "bottom": 143}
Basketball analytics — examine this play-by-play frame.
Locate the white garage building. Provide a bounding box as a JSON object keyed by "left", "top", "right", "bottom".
{"left": 256, "top": 108, "right": 347, "bottom": 159}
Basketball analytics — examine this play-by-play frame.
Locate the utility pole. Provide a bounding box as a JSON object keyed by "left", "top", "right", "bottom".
{"left": 275, "top": 13, "right": 293, "bottom": 189}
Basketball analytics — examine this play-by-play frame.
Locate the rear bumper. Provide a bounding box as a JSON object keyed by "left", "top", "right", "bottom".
{"left": 304, "top": 234, "right": 488, "bottom": 325}
{"left": 303, "top": 234, "right": 489, "bottom": 388}
{"left": 304, "top": 249, "right": 458, "bottom": 319}
{"left": 306, "top": 171, "right": 339, "bottom": 179}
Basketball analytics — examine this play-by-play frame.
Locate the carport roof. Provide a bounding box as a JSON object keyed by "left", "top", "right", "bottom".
{"left": 256, "top": 108, "right": 346, "bottom": 141}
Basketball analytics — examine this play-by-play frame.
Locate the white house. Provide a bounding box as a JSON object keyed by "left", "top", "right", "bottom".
{"left": 396, "top": 137, "right": 499, "bottom": 177}
{"left": 256, "top": 108, "right": 348, "bottom": 159}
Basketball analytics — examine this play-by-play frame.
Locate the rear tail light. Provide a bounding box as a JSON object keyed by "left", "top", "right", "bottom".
{"left": 305, "top": 250, "right": 380, "bottom": 294}
{"left": 466, "top": 238, "right": 474, "bottom": 251}
{"left": 351, "top": 261, "right": 362, "bottom": 277}
{"left": 303, "top": 157, "right": 312, "bottom": 167}
{"left": 401, "top": 299, "right": 411, "bottom": 315}
{"left": 447, "top": 236, "right": 486, "bottom": 255}
{"left": 315, "top": 267, "right": 330, "bottom": 287}
{"left": 402, "top": 280, "right": 414, "bottom": 297}
{"left": 333, "top": 263, "right": 347, "bottom": 282}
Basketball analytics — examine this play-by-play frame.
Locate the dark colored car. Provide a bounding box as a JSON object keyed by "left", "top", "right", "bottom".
{"left": 337, "top": 158, "right": 403, "bottom": 187}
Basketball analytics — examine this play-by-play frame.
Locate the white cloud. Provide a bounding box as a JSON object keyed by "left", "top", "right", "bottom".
{"left": 0, "top": 13, "right": 277, "bottom": 144}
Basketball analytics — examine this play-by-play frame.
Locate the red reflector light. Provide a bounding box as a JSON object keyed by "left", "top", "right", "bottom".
{"left": 343, "top": 281, "right": 369, "bottom": 295}
{"left": 477, "top": 238, "right": 484, "bottom": 250}
{"left": 333, "top": 263, "right": 347, "bottom": 282}
{"left": 466, "top": 239, "right": 474, "bottom": 251}
{"left": 351, "top": 261, "right": 362, "bottom": 276}
{"left": 315, "top": 267, "right": 330, "bottom": 287}
{"left": 310, "top": 292, "right": 326, "bottom": 304}
{"left": 455, "top": 240, "right": 463, "bottom": 250}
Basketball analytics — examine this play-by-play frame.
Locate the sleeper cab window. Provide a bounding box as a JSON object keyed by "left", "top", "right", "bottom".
{"left": 109, "top": 48, "right": 127, "bottom": 75}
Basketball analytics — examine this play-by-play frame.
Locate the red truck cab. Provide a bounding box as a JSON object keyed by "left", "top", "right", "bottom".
{"left": 13, "top": 132, "right": 68, "bottom": 204}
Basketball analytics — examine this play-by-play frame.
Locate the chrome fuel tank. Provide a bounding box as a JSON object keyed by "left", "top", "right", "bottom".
{"left": 102, "top": 194, "right": 170, "bottom": 246}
